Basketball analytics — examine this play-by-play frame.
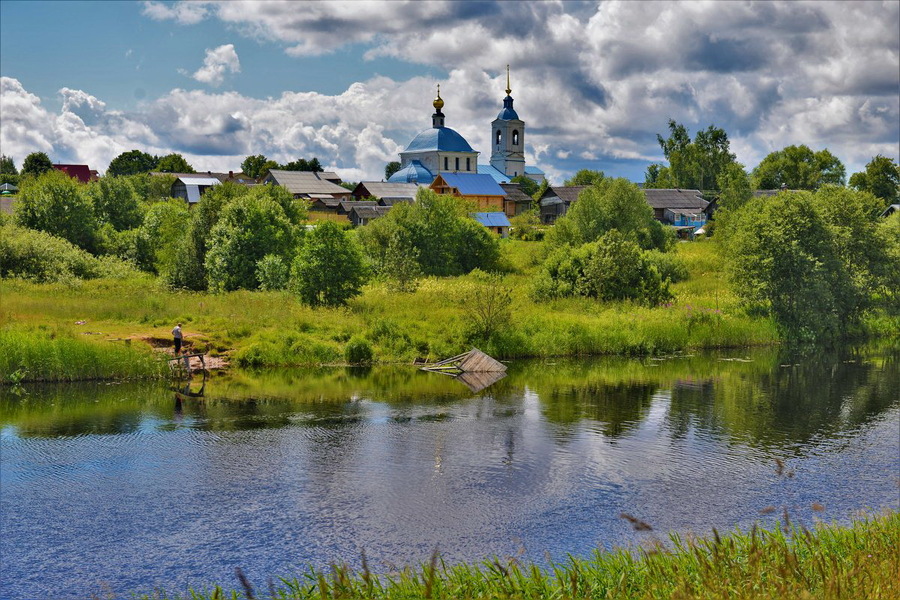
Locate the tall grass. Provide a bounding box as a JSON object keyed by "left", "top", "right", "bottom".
{"left": 0, "top": 324, "right": 166, "bottom": 383}
{"left": 140, "top": 512, "right": 899, "bottom": 599}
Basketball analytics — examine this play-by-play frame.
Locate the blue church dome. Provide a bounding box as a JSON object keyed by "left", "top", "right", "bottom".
{"left": 388, "top": 160, "right": 434, "bottom": 184}
{"left": 404, "top": 126, "right": 475, "bottom": 153}
{"left": 496, "top": 95, "right": 519, "bottom": 120}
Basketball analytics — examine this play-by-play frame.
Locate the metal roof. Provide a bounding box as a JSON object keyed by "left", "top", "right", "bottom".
{"left": 476, "top": 163, "right": 512, "bottom": 184}
{"left": 177, "top": 176, "right": 221, "bottom": 186}
{"left": 338, "top": 200, "right": 378, "bottom": 214}
{"left": 265, "top": 170, "right": 349, "bottom": 196}
{"left": 387, "top": 160, "right": 434, "bottom": 184}
{"left": 404, "top": 126, "right": 475, "bottom": 153}
{"left": 541, "top": 186, "right": 589, "bottom": 204}
{"left": 437, "top": 172, "right": 505, "bottom": 196}
{"left": 350, "top": 205, "right": 392, "bottom": 220}
{"left": 643, "top": 189, "right": 708, "bottom": 210}
{"left": 496, "top": 95, "right": 520, "bottom": 121}
{"left": 524, "top": 166, "right": 544, "bottom": 175}
{"left": 354, "top": 181, "right": 418, "bottom": 199}
{"left": 472, "top": 212, "right": 511, "bottom": 227}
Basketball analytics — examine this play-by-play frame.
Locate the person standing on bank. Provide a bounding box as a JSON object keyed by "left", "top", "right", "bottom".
{"left": 172, "top": 323, "right": 183, "bottom": 355}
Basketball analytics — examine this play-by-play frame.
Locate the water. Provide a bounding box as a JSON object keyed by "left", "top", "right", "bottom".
{"left": 1, "top": 344, "right": 898, "bottom": 599}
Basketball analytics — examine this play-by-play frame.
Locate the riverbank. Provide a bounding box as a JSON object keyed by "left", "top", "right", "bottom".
{"left": 2, "top": 240, "right": 896, "bottom": 382}
{"left": 140, "top": 512, "right": 898, "bottom": 600}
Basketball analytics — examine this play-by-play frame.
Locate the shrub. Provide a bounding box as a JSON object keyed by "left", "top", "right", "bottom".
{"left": 458, "top": 270, "right": 512, "bottom": 341}
{"left": 509, "top": 210, "right": 544, "bottom": 241}
{"left": 134, "top": 199, "right": 192, "bottom": 275}
{"left": 344, "top": 336, "right": 374, "bottom": 364}
{"left": 84, "top": 176, "right": 143, "bottom": 231}
{"left": 256, "top": 254, "right": 289, "bottom": 291}
{"left": 291, "top": 221, "right": 368, "bottom": 306}
{"left": 643, "top": 249, "right": 689, "bottom": 283}
{"left": 14, "top": 169, "right": 99, "bottom": 252}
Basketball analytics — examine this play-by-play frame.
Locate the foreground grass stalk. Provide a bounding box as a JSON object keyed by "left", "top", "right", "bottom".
{"left": 140, "top": 512, "right": 899, "bottom": 600}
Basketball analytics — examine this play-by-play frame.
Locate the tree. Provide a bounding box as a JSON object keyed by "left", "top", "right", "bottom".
{"left": 134, "top": 199, "right": 192, "bottom": 275}
{"left": 712, "top": 162, "right": 753, "bottom": 239}
{"left": 752, "top": 145, "right": 846, "bottom": 190}
{"left": 564, "top": 169, "right": 605, "bottom": 187}
{"left": 381, "top": 228, "right": 422, "bottom": 293}
{"left": 85, "top": 176, "right": 143, "bottom": 231}
{"left": 385, "top": 161, "right": 401, "bottom": 180}
{"left": 291, "top": 221, "right": 368, "bottom": 306}
{"left": 21, "top": 152, "right": 53, "bottom": 177}
{"left": 643, "top": 163, "right": 676, "bottom": 189}
{"left": 155, "top": 153, "right": 195, "bottom": 173}
{"left": 282, "top": 157, "right": 323, "bottom": 172}
{"left": 241, "top": 154, "right": 278, "bottom": 179}
{"left": 0, "top": 155, "right": 17, "bottom": 175}
{"left": 459, "top": 270, "right": 512, "bottom": 341}
{"left": 849, "top": 155, "right": 900, "bottom": 203}
{"left": 511, "top": 174, "right": 539, "bottom": 197}
{"left": 107, "top": 150, "right": 158, "bottom": 177}
{"left": 547, "top": 177, "right": 673, "bottom": 251}
{"left": 651, "top": 120, "right": 736, "bottom": 190}
{"left": 204, "top": 189, "right": 297, "bottom": 291}
{"left": 15, "top": 169, "right": 98, "bottom": 251}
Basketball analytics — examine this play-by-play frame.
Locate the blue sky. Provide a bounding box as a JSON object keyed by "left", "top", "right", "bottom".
{"left": 1, "top": 1, "right": 898, "bottom": 183}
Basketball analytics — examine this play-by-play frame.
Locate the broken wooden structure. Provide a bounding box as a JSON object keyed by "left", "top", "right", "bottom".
{"left": 167, "top": 353, "right": 206, "bottom": 378}
{"left": 420, "top": 348, "right": 507, "bottom": 392}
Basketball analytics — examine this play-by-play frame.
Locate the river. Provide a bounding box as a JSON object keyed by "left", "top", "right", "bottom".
{"left": 1, "top": 344, "right": 898, "bottom": 599}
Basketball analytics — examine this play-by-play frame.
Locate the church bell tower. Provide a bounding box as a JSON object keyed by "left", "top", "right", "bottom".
{"left": 490, "top": 65, "right": 526, "bottom": 178}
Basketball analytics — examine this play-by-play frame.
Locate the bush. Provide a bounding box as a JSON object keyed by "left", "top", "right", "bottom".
{"left": 458, "top": 270, "right": 512, "bottom": 341}
{"left": 643, "top": 249, "right": 689, "bottom": 283}
{"left": 256, "top": 254, "right": 289, "bottom": 291}
{"left": 291, "top": 221, "right": 368, "bottom": 306}
{"left": 15, "top": 170, "right": 99, "bottom": 252}
{"left": 134, "top": 199, "right": 192, "bottom": 275}
{"left": 344, "top": 336, "right": 374, "bottom": 364}
{"left": 509, "top": 210, "right": 544, "bottom": 241}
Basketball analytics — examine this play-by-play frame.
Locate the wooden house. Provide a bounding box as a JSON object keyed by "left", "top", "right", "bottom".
{"left": 538, "top": 185, "right": 588, "bottom": 224}
{"left": 430, "top": 173, "right": 506, "bottom": 211}
{"left": 348, "top": 205, "right": 391, "bottom": 227}
{"left": 351, "top": 181, "right": 418, "bottom": 203}
{"left": 500, "top": 182, "right": 534, "bottom": 217}
{"left": 472, "top": 212, "right": 511, "bottom": 237}
{"left": 261, "top": 170, "right": 351, "bottom": 209}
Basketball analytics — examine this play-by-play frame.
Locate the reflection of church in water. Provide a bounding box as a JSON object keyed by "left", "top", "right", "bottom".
{"left": 388, "top": 67, "right": 544, "bottom": 185}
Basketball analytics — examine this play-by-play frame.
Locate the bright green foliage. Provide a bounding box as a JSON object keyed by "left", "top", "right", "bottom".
{"left": 646, "top": 120, "right": 736, "bottom": 190}
{"left": 535, "top": 230, "right": 672, "bottom": 305}
{"left": 381, "top": 228, "right": 422, "bottom": 293}
{"left": 241, "top": 154, "right": 277, "bottom": 179}
{"left": 107, "top": 150, "right": 158, "bottom": 177}
{"left": 291, "top": 221, "right": 368, "bottom": 306}
{"left": 547, "top": 177, "right": 673, "bottom": 251}
{"left": 255, "top": 181, "right": 308, "bottom": 225}
{"left": 344, "top": 336, "right": 374, "bottom": 364}
{"left": 384, "top": 161, "right": 401, "bottom": 180}
{"left": 877, "top": 212, "right": 900, "bottom": 305}
{"left": 205, "top": 191, "right": 297, "bottom": 292}
{"left": 255, "top": 254, "right": 289, "bottom": 291}
{"left": 127, "top": 173, "right": 177, "bottom": 204}
{"left": 564, "top": 169, "right": 605, "bottom": 187}
{"left": 849, "top": 154, "right": 900, "bottom": 203}
{"left": 84, "top": 176, "right": 143, "bottom": 231}
{"left": 357, "top": 189, "right": 500, "bottom": 277}
{"left": 509, "top": 209, "right": 544, "bottom": 241}
{"left": 713, "top": 162, "right": 753, "bottom": 239}
{"left": 155, "top": 153, "right": 195, "bottom": 174}
{"left": 21, "top": 152, "right": 54, "bottom": 177}
{"left": 752, "top": 145, "right": 846, "bottom": 190}
{"left": 510, "top": 174, "right": 539, "bottom": 196}
{"left": 282, "top": 157, "right": 323, "bottom": 172}
{"left": 458, "top": 269, "right": 512, "bottom": 341}
{"left": 15, "top": 169, "right": 98, "bottom": 251}
{"left": 0, "top": 154, "right": 17, "bottom": 175}
{"left": 532, "top": 177, "right": 549, "bottom": 201}
{"left": 135, "top": 199, "right": 192, "bottom": 276}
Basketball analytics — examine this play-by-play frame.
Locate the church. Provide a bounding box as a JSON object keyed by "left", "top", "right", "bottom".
{"left": 388, "top": 68, "right": 544, "bottom": 185}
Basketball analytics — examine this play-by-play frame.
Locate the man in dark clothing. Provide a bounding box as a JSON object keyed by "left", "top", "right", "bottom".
{"left": 172, "top": 323, "right": 183, "bottom": 355}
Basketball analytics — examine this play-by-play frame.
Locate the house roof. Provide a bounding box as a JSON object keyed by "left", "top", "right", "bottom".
{"left": 353, "top": 181, "right": 419, "bottom": 200}
{"left": 541, "top": 185, "right": 589, "bottom": 204}
{"left": 435, "top": 172, "right": 505, "bottom": 196}
{"left": 524, "top": 166, "right": 545, "bottom": 175}
{"left": 500, "top": 183, "right": 533, "bottom": 204}
{"left": 176, "top": 176, "right": 221, "bottom": 187}
{"left": 338, "top": 200, "right": 378, "bottom": 214}
{"left": 53, "top": 164, "right": 93, "bottom": 183}
{"left": 265, "top": 170, "right": 349, "bottom": 196}
{"left": 349, "top": 205, "right": 392, "bottom": 220}
{"left": 153, "top": 171, "right": 257, "bottom": 185}
{"left": 881, "top": 204, "right": 899, "bottom": 217}
{"left": 404, "top": 126, "right": 475, "bottom": 153}
{"left": 477, "top": 163, "right": 512, "bottom": 184}
{"left": 0, "top": 183, "right": 18, "bottom": 191}
{"left": 643, "top": 189, "right": 708, "bottom": 210}
{"left": 388, "top": 160, "right": 434, "bottom": 184}
{"left": 378, "top": 197, "right": 416, "bottom": 206}
{"left": 472, "top": 212, "right": 511, "bottom": 227}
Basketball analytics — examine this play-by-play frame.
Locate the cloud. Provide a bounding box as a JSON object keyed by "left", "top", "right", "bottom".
{"left": 191, "top": 44, "right": 241, "bottom": 87}
{"left": 141, "top": 0, "right": 209, "bottom": 25}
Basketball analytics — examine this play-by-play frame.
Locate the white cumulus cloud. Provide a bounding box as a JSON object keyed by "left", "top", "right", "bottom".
{"left": 191, "top": 44, "right": 241, "bottom": 87}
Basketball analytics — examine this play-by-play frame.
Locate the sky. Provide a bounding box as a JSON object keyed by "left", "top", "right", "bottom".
{"left": 1, "top": 0, "right": 898, "bottom": 184}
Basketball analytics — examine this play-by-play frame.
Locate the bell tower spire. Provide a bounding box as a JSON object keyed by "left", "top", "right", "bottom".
{"left": 505, "top": 64, "right": 511, "bottom": 96}
{"left": 490, "top": 66, "right": 526, "bottom": 178}
{"left": 432, "top": 84, "right": 445, "bottom": 128}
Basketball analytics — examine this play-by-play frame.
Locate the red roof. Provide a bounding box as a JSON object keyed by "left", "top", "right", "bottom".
{"left": 53, "top": 164, "right": 94, "bottom": 183}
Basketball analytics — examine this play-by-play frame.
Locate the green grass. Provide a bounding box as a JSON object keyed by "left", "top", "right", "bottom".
{"left": 140, "top": 512, "right": 899, "bottom": 600}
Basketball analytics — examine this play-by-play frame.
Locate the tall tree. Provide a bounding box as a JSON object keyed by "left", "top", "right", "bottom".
{"left": 107, "top": 150, "right": 158, "bottom": 177}
{"left": 291, "top": 221, "right": 368, "bottom": 306}
{"left": 849, "top": 155, "right": 900, "bottom": 203}
{"left": 649, "top": 120, "right": 736, "bottom": 190}
{"left": 15, "top": 169, "right": 98, "bottom": 251}
{"left": 564, "top": 170, "right": 605, "bottom": 187}
{"left": 21, "top": 152, "right": 54, "bottom": 177}
{"left": 156, "top": 153, "right": 195, "bottom": 173}
{"left": 84, "top": 176, "right": 143, "bottom": 231}
{"left": 385, "top": 161, "right": 401, "bottom": 180}
{"left": 282, "top": 157, "right": 323, "bottom": 172}
{"left": 510, "top": 174, "right": 539, "bottom": 197}
{"left": 241, "top": 154, "right": 278, "bottom": 179}
{"left": 0, "top": 154, "right": 17, "bottom": 175}
{"left": 752, "top": 145, "right": 846, "bottom": 190}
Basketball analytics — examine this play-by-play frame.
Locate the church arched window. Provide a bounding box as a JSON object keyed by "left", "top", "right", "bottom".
{"left": 455, "top": 157, "right": 460, "bottom": 171}
{"left": 466, "top": 157, "right": 471, "bottom": 171}
{"left": 444, "top": 157, "right": 448, "bottom": 170}
{"left": 512, "top": 130, "right": 519, "bottom": 145}
{"left": 496, "top": 130, "right": 501, "bottom": 146}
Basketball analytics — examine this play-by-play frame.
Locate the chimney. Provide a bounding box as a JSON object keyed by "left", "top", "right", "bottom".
{"left": 229, "top": 170, "right": 233, "bottom": 178}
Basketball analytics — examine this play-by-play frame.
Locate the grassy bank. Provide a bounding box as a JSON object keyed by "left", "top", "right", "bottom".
{"left": 2, "top": 240, "right": 895, "bottom": 377}
{"left": 142, "top": 512, "right": 899, "bottom": 600}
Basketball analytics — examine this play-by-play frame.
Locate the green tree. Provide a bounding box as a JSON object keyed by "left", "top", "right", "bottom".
{"left": 849, "top": 155, "right": 900, "bottom": 203}
{"left": 282, "top": 157, "right": 323, "bottom": 172}
{"left": 134, "top": 199, "right": 192, "bottom": 275}
{"left": 204, "top": 189, "right": 297, "bottom": 291}
{"left": 291, "top": 221, "right": 368, "bottom": 306}
{"left": 0, "top": 155, "right": 17, "bottom": 175}
{"left": 385, "top": 161, "right": 401, "bottom": 180}
{"left": 511, "top": 174, "right": 539, "bottom": 197}
{"left": 256, "top": 254, "right": 290, "bottom": 291}
{"left": 713, "top": 162, "right": 753, "bottom": 239}
{"left": 155, "top": 153, "right": 195, "bottom": 173}
{"left": 564, "top": 169, "right": 605, "bottom": 187}
{"left": 459, "top": 270, "right": 512, "bottom": 341}
{"left": 547, "top": 177, "right": 673, "bottom": 251}
{"left": 752, "top": 145, "right": 846, "bottom": 190}
{"left": 381, "top": 228, "right": 422, "bottom": 293}
{"left": 107, "top": 150, "right": 158, "bottom": 177}
{"left": 21, "top": 152, "right": 53, "bottom": 177}
{"left": 643, "top": 163, "right": 676, "bottom": 189}
{"left": 128, "top": 173, "right": 177, "bottom": 204}
{"left": 652, "top": 120, "right": 736, "bottom": 190}
{"left": 85, "top": 176, "right": 143, "bottom": 231}
{"left": 533, "top": 177, "right": 549, "bottom": 201}
{"left": 15, "top": 169, "right": 98, "bottom": 251}
{"left": 241, "top": 154, "right": 277, "bottom": 179}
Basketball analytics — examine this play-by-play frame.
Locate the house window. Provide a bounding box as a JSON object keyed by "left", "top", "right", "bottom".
{"left": 512, "top": 130, "right": 519, "bottom": 145}
{"left": 455, "top": 157, "right": 460, "bottom": 171}
{"left": 466, "top": 157, "right": 471, "bottom": 171}
{"left": 496, "top": 130, "right": 501, "bottom": 145}
{"left": 444, "top": 157, "right": 448, "bottom": 170}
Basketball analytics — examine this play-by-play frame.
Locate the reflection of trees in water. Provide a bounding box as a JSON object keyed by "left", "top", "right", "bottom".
{"left": 538, "top": 381, "right": 656, "bottom": 439}
{"left": 666, "top": 346, "right": 900, "bottom": 451}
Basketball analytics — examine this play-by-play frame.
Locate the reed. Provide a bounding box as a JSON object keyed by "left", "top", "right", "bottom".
{"left": 138, "top": 511, "right": 899, "bottom": 599}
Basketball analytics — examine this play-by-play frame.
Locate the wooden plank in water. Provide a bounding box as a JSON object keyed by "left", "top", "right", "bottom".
{"left": 457, "top": 348, "right": 506, "bottom": 373}
{"left": 455, "top": 370, "right": 507, "bottom": 393}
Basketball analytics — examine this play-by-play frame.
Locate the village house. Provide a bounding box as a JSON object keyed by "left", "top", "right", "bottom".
{"left": 170, "top": 175, "right": 221, "bottom": 204}
{"left": 472, "top": 212, "right": 511, "bottom": 237}
{"left": 348, "top": 205, "right": 391, "bottom": 227}
{"left": 430, "top": 172, "right": 506, "bottom": 211}
{"left": 538, "top": 185, "right": 589, "bottom": 224}
{"left": 260, "top": 169, "right": 351, "bottom": 210}
{"left": 500, "top": 182, "right": 535, "bottom": 217}
{"left": 53, "top": 164, "right": 96, "bottom": 183}
{"left": 350, "top": 181, "right": 419, "bottom": 203}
